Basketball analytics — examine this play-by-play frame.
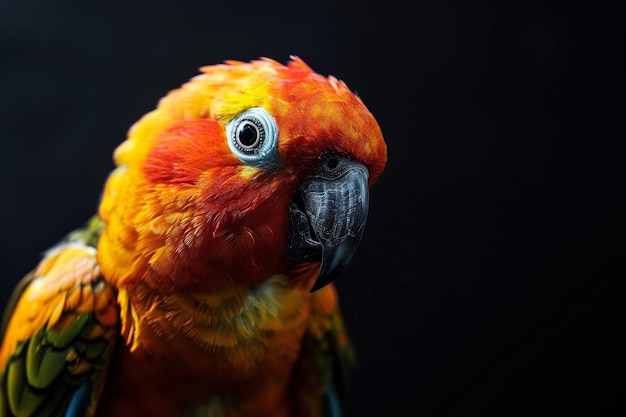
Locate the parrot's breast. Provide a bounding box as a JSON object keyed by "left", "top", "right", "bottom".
{"left": 119, "top": 274, "right": 312, "bottom": 377}
{"left": 96, "top": 274, "right": 320, "bottom": 415}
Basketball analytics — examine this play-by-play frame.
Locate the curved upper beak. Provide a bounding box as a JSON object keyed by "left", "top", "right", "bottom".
{"left": 288, "top": 153, "right": 369, "bottom": 292}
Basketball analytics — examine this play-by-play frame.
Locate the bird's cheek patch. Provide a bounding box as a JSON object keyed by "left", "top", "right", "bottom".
{"left": 143, "top": 119, "right": 234, "bottom": 185}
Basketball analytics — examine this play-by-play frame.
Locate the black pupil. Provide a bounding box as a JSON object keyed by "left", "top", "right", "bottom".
{"left": 238, "top": 122, "right": 259, "bottom": 147}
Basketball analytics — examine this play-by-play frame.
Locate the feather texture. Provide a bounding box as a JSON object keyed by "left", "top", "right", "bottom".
{"left": 1, "top": 56, "right": 385, "bottom": 417}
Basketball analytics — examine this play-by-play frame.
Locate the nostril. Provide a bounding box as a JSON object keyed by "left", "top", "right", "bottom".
{"left": 326, "top": 156, "right": 340, "bottom": 170}
{"left": 315, "top": 152, "right": 359, "bottom": 180}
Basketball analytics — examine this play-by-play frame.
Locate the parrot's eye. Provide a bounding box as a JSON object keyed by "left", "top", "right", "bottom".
{"left": 226, "top": 107, "right": 279, "bottom": 170}
{"left": 237, "top": 120, "right": 263, "bottom": 149}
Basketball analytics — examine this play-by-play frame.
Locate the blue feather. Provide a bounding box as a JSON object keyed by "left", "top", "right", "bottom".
{"left": 324, "top": 380, "right": 342, "bottom": 417}
{"left": 64, "top": 383, "right": 91, "bottom": 417}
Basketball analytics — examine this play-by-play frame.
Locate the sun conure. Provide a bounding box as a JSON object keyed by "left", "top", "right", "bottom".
{"left": 0, "top": 56, "right": 387, "bottom": 417}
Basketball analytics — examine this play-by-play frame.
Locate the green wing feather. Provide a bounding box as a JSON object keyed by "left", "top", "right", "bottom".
{"left": 0, "top": 216, "right": 118, "bottom": 417}
{"left": 316, "top": 314, "right": 355, "bottom": 417}
{"left": 293, "top": 297, "right": 356, "bottom": 417}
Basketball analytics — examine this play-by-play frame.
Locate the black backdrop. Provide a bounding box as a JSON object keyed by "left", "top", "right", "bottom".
{"left": 0, "top": 1, "right": 623, "bottom": 416}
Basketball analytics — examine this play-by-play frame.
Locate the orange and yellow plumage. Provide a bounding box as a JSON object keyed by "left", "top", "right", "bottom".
{"left": 0, "top": 56, "right": 386, "bottom": 417}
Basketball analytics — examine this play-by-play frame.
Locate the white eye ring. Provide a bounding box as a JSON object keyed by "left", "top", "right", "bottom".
{"left": 225, "top": 107, "right": 280, "bottom": 170}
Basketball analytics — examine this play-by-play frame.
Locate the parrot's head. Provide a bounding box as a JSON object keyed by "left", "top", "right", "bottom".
{"left": 97, "top": 56, "right": 387, "bottom": 294}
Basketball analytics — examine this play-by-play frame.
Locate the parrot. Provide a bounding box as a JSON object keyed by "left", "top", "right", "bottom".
{"left": 0, "top": 56, "right": 387, "bottom": 417}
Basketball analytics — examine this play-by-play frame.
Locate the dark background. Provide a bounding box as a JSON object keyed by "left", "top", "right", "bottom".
{"left": 1, "top": 1, "right": 623, "bottom": 416}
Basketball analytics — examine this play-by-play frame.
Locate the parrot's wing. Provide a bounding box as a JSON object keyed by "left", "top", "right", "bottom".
{"left": 295, "top": 286, "right": 356, "bottom": 417}
{"left": 0, "top": 216, "right": 118, "bottom": 417}
{"left": 318, "top": 314, "right": 355, "bottom": 417}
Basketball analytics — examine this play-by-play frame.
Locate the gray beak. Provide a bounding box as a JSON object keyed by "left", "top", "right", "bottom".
{"left": 288, "top": 153, "right": 369, "bottom": 292}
